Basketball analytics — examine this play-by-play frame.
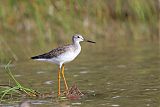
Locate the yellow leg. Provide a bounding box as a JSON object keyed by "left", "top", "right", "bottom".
{"left": 61, "top": 64, "right": 68, "bottom": 91}
{"left": 58, "top": 67, "right": 61, "bottom": 96}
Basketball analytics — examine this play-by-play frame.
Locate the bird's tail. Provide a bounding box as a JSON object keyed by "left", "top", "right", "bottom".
{"left": 31, "top": 53, "right": 49, "bottom": 59}
{"left": 31, "top": 55, "right": 40, "bottom": 59}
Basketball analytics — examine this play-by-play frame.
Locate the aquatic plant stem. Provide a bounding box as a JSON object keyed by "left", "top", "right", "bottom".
{"left": 0, "top": 61, "right": 40, "bottom": 101}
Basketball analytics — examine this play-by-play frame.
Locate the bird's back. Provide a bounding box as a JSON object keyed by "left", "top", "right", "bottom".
{"left": 31, "top": 45, "right": 71, "bottom": 59}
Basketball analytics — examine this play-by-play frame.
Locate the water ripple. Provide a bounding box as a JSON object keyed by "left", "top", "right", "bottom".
{"left": 44, "top": 80, "right": 54, "bottom": 85}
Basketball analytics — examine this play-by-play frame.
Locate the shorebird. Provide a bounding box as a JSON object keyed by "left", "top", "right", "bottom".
{"left": 31, "top": 34, "right": 95, "bottom": 96}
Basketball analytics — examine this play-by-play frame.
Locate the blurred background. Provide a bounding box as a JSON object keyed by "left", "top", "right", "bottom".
{"left": 0, "top": 0, "right": 160, "bottom": 107}
{"left": 0, "top": 0, "right": 159, "bottom": 63}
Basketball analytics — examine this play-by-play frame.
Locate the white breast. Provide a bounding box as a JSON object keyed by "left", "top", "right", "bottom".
{"left": 58, "top": 46, "right": 81, "bottom": 63}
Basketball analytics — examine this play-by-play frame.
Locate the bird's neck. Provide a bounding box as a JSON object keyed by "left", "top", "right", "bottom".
{"left": 73, "top": 41, "right": 81, "bottom": 49}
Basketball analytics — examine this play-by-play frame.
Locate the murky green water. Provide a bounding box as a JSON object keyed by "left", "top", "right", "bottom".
{"left": 0, "top": 38, "right": 159, "bottom": 107}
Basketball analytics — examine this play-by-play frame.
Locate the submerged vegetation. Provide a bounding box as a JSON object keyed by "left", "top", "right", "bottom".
{"left": 0, "top": 61, "right": 39, "bottom": 101}
{"left": 0, "top": 0, "right": 159, "bottom": 63}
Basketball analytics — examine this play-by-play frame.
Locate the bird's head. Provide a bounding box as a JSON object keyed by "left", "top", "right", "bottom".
{"left": 72, "top": 34, "right": 84, "bottom": 43}
{"left": 72, "top": 34, "right": 96, "bottom": 44}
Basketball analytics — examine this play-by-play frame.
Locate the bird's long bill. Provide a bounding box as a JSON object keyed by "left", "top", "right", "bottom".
{"left": 85, "top": 39, "right": 96, "bottom": 43}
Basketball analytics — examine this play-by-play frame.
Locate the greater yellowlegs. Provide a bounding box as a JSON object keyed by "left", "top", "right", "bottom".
{"left": 31, "top": 34, "right": 95, "bottom": 96}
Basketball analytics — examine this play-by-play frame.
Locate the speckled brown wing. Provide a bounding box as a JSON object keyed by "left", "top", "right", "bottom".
{"left": 31, "top": 45, "right": 70, "bottom": 59}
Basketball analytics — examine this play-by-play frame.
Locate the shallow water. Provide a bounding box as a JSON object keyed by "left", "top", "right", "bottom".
{"left": 0, "top": 38, "right": 159, "bottom": 107}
